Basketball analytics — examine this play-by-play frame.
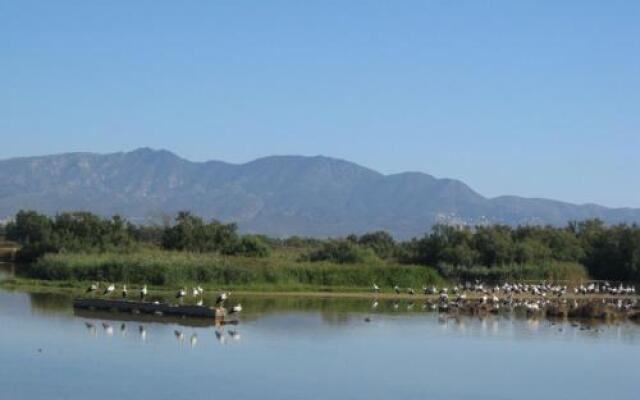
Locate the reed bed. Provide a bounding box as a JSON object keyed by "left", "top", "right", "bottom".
{"left": 24, "top": 250, "right": 446, "bottom": 289}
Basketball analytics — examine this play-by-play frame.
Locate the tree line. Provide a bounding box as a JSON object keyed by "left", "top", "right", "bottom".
{"left": 4, "top": 210, "right": 640, "bottom": 281}
{"left": 4, "top": 210, "right": 269, "bottom": 262}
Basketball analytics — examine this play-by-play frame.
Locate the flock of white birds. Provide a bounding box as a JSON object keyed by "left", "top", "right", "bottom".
{"left": 371, "top": 280, "right": 638, "bottom": 314}
{"left": 84, "top": 282, "right": 242, "bottom": 313}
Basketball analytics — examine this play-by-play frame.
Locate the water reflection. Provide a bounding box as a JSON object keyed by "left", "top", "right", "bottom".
{"left": 0, "top": 262, "right": 15, "bottom": 281}
{"left": 2, "top": 287, "right": 640, "bottom": 400}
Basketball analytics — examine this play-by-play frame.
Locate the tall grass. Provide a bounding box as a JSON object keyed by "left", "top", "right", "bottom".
{"left": 23, "top": 250, "right": 446, "bottom": 289}
{"left": 437, "top": 261, "right": 589, "bottom": 284}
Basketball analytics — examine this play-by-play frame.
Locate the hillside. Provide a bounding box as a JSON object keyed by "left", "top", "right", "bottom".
{"left": 1, "top": 148, "right": 639, "bottom": 238}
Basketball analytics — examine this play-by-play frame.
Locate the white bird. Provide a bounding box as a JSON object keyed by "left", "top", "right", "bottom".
{"left": 103, "top": 283, "right": 115, "bottom": 296}
{"left": 394, "top": 285, "right": 401, "bottom": 294}
{"left": 139, "top": 285, "right": 148, "bottom": 300}
{"left": 176, "top": 287, "right": 187, "bottom": 300}
{"left": 230, "top": 304, "right": 242, "bottom": 314}
{"left": 196, "top": 286, "right": 204, "bottom": 295}
{"left": 216, "top": 292, "right": 229, "bottom": 305}
{"left": 192, "top": 287, "right": 200, "bottom": 297}
{"left": 372, "top": 283, "right": 380, "bottom": 292}
{"left": 86, "top": 282, "right": 99, "bottom": 293}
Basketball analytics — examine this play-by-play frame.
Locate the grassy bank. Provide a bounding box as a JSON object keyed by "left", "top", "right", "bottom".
{"left": 20, "top": 250, "right": 447, "bottom": 290}
{"left": 12, "top": 246, "right": 591, "bottom": 294}
{"left": 437, "top": 261, "right": 589, "bottom": 284}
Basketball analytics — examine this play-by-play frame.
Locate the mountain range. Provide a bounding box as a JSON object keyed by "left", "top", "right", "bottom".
{"left": 1, "top": 148, "right": 639, "bottom": 239}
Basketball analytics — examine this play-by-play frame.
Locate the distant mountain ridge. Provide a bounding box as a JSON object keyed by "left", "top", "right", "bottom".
{"left": 1, "top": 148, "right": 639, "bottom": 239}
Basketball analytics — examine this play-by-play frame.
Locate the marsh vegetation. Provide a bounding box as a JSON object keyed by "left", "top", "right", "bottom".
{"left": 3, "top": 210, "right": 639, "bottom": 289}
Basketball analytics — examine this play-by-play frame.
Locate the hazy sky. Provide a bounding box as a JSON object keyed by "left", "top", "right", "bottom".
{"left": 2, "top": 1, "right": 639, "bottom": 207}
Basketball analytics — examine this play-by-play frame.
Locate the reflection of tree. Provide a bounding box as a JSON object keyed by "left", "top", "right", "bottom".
{"left": 29, "top": 292, "right": 74, "bottom": 314}
{"left": 0, "top": 262, "right": 15, "bottom": 280}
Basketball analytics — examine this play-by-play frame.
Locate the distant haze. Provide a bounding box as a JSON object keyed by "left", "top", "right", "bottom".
{"left": 1, "top": 148, "right": 639, "bottom": 239}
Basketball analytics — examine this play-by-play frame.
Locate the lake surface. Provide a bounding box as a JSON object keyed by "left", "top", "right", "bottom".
{"left": 1, "top": 265, "right": 639, "bottom": 400}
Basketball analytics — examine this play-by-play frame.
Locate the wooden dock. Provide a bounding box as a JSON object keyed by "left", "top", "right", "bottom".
{"left": 73, "top": 298, "right": 227, "bottom": 320}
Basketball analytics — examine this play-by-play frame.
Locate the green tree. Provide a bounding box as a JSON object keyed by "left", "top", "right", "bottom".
{"left": 358, "top": 231, "right": 396, "bottom": 259}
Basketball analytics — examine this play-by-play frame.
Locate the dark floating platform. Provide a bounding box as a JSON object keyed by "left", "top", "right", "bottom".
{"left": 73, "top": 298, "right": 228, "bottom": 322}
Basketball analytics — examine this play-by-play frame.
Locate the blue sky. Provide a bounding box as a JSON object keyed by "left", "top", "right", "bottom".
{"left": 1, "top": 1, "right": 639, "bottom": 207}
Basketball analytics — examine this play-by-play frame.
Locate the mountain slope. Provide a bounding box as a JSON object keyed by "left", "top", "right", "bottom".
{"left": 1, "top": 148, "right": 639, "bottom": 238}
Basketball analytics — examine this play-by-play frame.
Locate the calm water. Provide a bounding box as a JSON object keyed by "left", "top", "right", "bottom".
{"left": 1, "top": 266, "right": 639, "bottom": 400}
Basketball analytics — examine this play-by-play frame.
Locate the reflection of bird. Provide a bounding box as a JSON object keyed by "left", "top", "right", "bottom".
{"left": 140, "top": 285, "right": 148, "bottom": 300}
{"left": 84, "top": 321, "right": 97, "bottom": 336}
{"left": 174, "top": 330, "right": 184, "bottom": 342}
{"left": 371, "top": 300, "right": 379, "bottom": 309}
{"left": 196, "top": 298, "right": 204, "bottom": 306}
{"left": 190, "top": 333, "right": 198, "bottom": 348}
{"left": 228, "top": 330, "right": 241, "bottom": 341}
{"left": 102, "top": 323, "right": 113, "bottom": 336}
{"left": 139, "top": 325, "right": 147, "bottom": 341}
{"left": 86, "top": 282, "right": 99, "bottom": 293}
{"left": 103, "top": 283, "right": 115, "bottom": 296}
{"left": 230, "top": 304, "right": 242, "bottom": 314}
{"left": 122, "top": 285, "right": 128, "bottom": 298}
{"left": 215, "top": 330, "right": 226, "bottom": 344}
{"left": 120, "top": 323, "right": 127, "bottom": 333}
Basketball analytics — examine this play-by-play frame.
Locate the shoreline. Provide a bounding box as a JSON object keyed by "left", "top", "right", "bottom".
{"left": 2, "top": 277, "right": 639, "bottom": 302}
